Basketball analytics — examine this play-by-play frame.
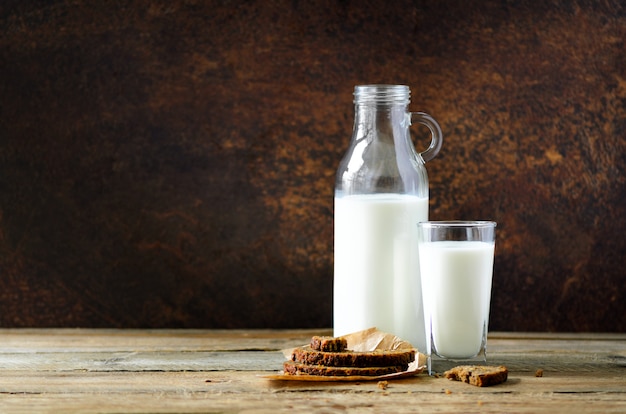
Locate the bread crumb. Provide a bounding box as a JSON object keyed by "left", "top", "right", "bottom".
{"left": 377, "top": 380, "right": 388, "bottom": 390}
{"left": 444, "top": 365, "right": 508, "bottom": 387}
{"left": 535, "top": 369, "right": 544, "bottom": 377}
{"left": 445, "top": 389, "right": 452, "bottom": 394}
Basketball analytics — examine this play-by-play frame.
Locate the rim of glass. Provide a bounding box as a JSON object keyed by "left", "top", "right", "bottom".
{"left": 418, "top": 220, "right": 496, "bottom": 228}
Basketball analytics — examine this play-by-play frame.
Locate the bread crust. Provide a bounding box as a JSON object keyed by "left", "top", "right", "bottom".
{"left": 281, "top": 335, "right": 417, "bottom": 378}
{"left": 310, "top": 336, "right": 348, "bottom": 352}
{"left": 283, "top": 361, "right": 406, "bottom": 377}
{"left": 291, "top": 346, "right": 415, "bottom": 368}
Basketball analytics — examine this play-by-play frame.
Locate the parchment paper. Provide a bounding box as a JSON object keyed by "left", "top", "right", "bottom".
{"left": 265, "top": 327, "right": 427, "bottom": 381}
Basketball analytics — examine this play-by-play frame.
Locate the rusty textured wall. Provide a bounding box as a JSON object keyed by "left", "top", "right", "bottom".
{"left": 0, "top": 0, "right": 624, "bottom": 331}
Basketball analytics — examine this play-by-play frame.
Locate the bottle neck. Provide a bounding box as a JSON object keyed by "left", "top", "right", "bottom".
{"left": 353, "top": 102, "right": 409, "bottom": 141}
{"left": 353, "top": 85, "right": 411, "bottom": 136}
{"left": 337, "top": 85, "right": 427, "bottom": 197}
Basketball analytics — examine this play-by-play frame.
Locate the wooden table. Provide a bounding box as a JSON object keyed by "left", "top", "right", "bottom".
{"left": 0, "top": 329, "right": 624, "bottom": 413}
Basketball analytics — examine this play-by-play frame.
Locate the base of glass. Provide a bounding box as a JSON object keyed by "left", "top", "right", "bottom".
{"left": 426, "top": 351, "right": 487, "bottom": 376}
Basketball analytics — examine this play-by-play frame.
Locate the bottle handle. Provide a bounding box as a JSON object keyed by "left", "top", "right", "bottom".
{"left": 410, "top": 112, "right": 443, "bottom": 162}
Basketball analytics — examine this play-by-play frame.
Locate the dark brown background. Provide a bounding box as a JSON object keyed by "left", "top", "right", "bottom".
{"left": 1, "top": 0, "right": 624, "bottom": 331}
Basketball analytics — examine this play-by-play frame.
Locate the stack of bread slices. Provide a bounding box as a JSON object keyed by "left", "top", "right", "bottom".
{"left": 283, "top": 335, "right": 415, "bottom": 377}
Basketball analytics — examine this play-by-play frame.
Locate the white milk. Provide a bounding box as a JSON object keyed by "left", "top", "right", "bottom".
{"left": 419, "top": 241, "right": 495, "bottom": 358}
{"left": 334, "top": 194, "right": 428, "bottom": 350}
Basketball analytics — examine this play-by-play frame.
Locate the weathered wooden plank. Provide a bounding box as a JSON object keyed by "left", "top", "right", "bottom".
{"left": 0, "top": 328, "right": 325, "bottom": 352}
{"left": 0, "top": 351, "right": 284, "bottom": 372}
{"left": 0, "top": 395, "right": 624, "bottom": 414}
{"left": 2, "top": 350, "right": 620, "bottom": 375}
{"left": 1, "top": 330, "right": 623, "bottom": 373}
{"left": 0, "top": 330, "right": 623, "bottom": 414}
{"left": 0, "top": 371, "right": 624, "bottom": 414}
{"left": 1, "top": 329, "right": 623, "bottom": 353}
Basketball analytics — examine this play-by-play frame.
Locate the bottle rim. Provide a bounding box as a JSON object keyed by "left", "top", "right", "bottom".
{"left": 354, "top": 84, "right": 410, "bottom": 105}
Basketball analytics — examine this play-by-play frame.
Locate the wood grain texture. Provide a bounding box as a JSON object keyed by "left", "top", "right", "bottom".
{"left": 0, "top": 0, "right": 625, "bottom": 331}
{"left": 0, "top": 330, "right": 623, "bottom": 413}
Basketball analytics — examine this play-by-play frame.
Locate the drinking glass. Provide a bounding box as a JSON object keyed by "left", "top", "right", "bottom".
{"left": 417, "top": 221, "right": 496, "bottom": 374}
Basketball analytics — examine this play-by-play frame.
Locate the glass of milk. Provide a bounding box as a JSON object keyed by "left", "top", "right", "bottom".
{"left": 417, "top": 221, "right": 496, "bottom": 374}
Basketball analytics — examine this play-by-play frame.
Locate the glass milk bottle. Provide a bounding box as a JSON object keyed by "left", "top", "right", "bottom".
{"left": 334, "top": 85, "right": 442, "bottom": 351}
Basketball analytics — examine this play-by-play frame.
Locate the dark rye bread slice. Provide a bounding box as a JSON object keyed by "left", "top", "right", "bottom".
{"left": 444, "top": 365, "right": 508, "bottom": 387}
{"left": 283, "top": 361, "right": 406, "bottom": 377}
{"left": 291, "top": 346, "right": 415, "bottom": 368}
{"left": 310, "top": 336, "right": 348, "bottom": 352}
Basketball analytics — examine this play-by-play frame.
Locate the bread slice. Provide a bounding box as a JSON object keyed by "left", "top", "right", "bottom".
{"left": 283, "top": 361, "right": 406, "bottom": 377}
{"left": 444, "top": 365, "right": 508, "bottom": 387}
{"left": 291, "top": 346, "right": 415, "bottom": 368}
{"left": 310, "top": 336, "right": 348, "bottom": 352}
